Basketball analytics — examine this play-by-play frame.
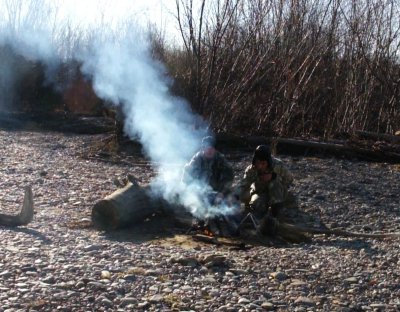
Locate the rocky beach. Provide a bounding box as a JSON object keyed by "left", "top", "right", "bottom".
{"left": 0, "top": 130, "right": 399, "bottom": 311}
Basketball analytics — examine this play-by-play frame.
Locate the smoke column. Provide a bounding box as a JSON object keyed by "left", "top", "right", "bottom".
{"left": 77, "top": 32, "right": 217, "bottom": 217}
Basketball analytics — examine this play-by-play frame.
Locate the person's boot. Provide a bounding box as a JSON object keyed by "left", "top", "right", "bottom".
{"left": 270, "top": 202, "right": 286, "bottom": 218}
{"left": 257, "top": 214, "right": 279, "bottom": 236}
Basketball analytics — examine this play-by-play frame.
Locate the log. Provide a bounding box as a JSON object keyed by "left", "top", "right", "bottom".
{"left": 221, "top": 135, "right": 400, "bottom": 163}
{"left": 355, "top": 130, "right": 400, "bottom": 144}
{"left": 257, "top": 216, "right": 400, "bottom": 243}
{"left": 213, "top": 133, "right": 400, "bottom": 163}
{"left": 92, "top": 181, "right": 163, "bottom": 230}
{"left": 0, "top": 186, "right": 34, "bottom": 226}
{"left": 284, "top": 223, "right": 400, "bottom": 239}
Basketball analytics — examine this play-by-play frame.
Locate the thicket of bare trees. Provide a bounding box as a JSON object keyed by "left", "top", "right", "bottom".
{"left": 163, "top": 0, "right": 400, "bottom": 137}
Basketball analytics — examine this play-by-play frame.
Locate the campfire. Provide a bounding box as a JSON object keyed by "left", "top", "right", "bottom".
{"left": 92, "top": 177, "right": 400, "bottom": 245}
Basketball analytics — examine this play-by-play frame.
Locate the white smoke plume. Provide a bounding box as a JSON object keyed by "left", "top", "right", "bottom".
{"left": 76, "top": 32, "right": 240, "bottom": 218}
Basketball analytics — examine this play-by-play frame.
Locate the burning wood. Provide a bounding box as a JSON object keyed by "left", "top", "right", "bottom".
{"left": 203, "top": 228, "right": 215, "bottom": 237}
{"left": 192, "top": 233, "right": 219, "bottom": 244}
{"left": 0, "top": 186, "right": 34, "bottom": 226}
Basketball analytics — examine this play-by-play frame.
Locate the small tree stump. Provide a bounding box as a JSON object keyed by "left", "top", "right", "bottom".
{"left": 92, "top": 181, "right": 163, "bottom": 230}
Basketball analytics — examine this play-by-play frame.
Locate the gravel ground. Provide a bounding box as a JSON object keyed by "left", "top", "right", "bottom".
{"left": 0, "top": 130, "right": 399, "bottom": 312}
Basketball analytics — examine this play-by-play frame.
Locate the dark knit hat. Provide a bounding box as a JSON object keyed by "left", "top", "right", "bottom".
{"left": 201, "top": 136, "right": 216, "bottom": 148}
{"left": 252, "top": 145, "right": 273, "bottom": 166}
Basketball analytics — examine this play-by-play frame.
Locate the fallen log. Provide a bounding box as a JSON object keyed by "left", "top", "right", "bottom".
{"left": 263, "top": 219, "right": 400, "bottom": 242}
{"left": 285, "top": 223, "right": 400, "bottom": 239}
{"left": 92, "top": 180, "right": 165, "bottom": 230}
{"left": 274, "top": 137, "right": 400, "bottom": 162}
{"left": 283, "top": 137, "right": 399, "bottom": 162}
{"left": 0, "top": 186, "right": 34, "bottom": 226}
{"left": 215, "top": 133, "right": 400, "bottom": 163}
{"left": 355, "top": 130, "right": 400, "bottom": 144}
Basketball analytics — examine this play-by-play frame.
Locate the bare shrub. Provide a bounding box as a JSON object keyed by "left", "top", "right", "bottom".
{"left": 169, "top": 0, "right": 400, "bottom": 137}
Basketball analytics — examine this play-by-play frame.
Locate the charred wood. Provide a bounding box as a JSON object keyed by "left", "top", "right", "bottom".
{"left": 191, "top": 234, "right": 219, "bottom": 244}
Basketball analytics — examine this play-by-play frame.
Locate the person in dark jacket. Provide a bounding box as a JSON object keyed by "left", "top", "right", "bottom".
{"left": 182, "top": 136, "right": 234, "bottom": 195}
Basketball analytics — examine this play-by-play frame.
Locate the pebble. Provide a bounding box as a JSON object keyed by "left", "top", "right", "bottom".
{"left": 261, "top": 301, "right": 274, "bottom": 310}
{"left": 344, "top": 277, "right": 359, "bottom": 284}
{"left": 100, "top": 270, "right": 111, "bottom": 279}
{"left": 238, "top": 297, "right": 250, "bottom": 304}
{"left": 149, "top": 294, "right": 163, "bottom": 303}
{"left": 294, "top": 297, "right": 315, "bottom": 306}
{"left": 270, "top": 272, "right": 286, "bottom": 281}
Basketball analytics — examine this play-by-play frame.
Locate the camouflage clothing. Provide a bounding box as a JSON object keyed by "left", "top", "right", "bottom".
{"left": 182, "top": 151, "right": 234, "bottom": 193}
{"left": 237, "top": 157, "right": 294, "bottom": 217}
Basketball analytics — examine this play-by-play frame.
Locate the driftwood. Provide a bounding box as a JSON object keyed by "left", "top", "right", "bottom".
{"left": 355, "top": 130, "right": 400, "bottom": 144}
{"left": 272, "top": 220, "right": 400, "bottom": 243}
{"left": 270, "top": 137, "right": 400, "bottom": 163}
{"left": 216, "top": 133, "right": 400, "bottom": 163}
{"left": 92, "top": 180, "right": 165, "bottom": 230}
{"left": 284, "top": 222, "right": 400, "bottom": 239}
{"left": 0, "top": 186, "right": 34, "bottom": 226}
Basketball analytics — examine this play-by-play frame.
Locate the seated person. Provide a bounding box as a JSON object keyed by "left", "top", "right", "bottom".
{"left": 182, "top": 136, "right": 234, "bottom": 197}
{"left": 236, "top": 145, "right": 294, "bottom": 219}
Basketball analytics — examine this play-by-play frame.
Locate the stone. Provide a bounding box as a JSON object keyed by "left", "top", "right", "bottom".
{"left": 149, "top": 294, "right": 163, "bottom": 303}
{"left": 270, "top": 272, "right": 286, "bottom": 281}
{"left": 100, "top": 271, "right": 111, "bottom": 279}
{"left": 294, "top": 297, "right": 315, "bottom": 306}
{"left": 344, "top": 277, "right": 358, "bottom": 284}
{"left": 238, "top": 297, "right": 250, "bottom": 304}
{"left": 261, "top": 301, "right": 274, "bottom": 310}
{"left": 120, "top": 297, "right": 138, "bottom": 306}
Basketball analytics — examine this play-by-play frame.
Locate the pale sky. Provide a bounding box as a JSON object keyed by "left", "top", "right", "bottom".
{"left": 0, "top": 0, "right": 181, "bottom": 42}
{"left": 55, "top": 0, "right": 180, "bottom": 41}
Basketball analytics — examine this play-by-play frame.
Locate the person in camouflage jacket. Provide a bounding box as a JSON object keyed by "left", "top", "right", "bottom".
{"left": 237, "top": 145, "right": 294, "bottom": 218}
{"left": 182, "top": 136, "right": 234, "bottom": 194}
